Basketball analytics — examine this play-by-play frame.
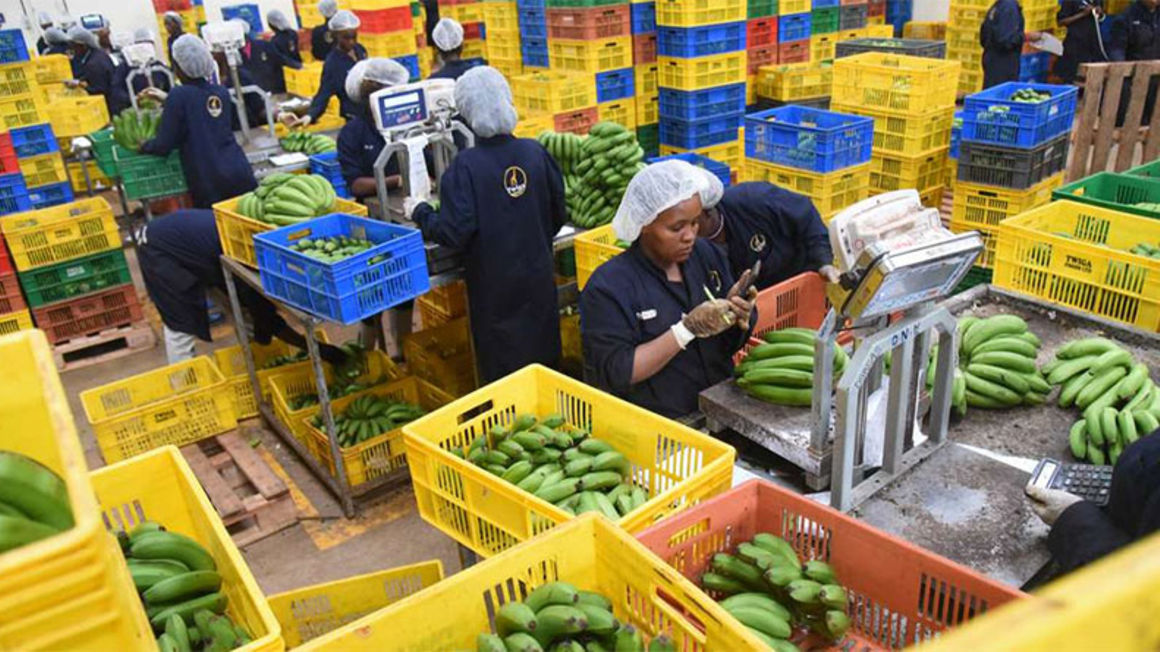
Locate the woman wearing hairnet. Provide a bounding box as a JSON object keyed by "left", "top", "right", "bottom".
{"left": 262, "top": 10, "right": 304, "bottom": 94}
{"left": 337, "top": 59, "right": 410, "bottom": 197}
{"left": 428, "top": 18, "right": 474, "bottom": 80}
{"left": 579, "top": 160, "right": 757, "bottom": 419}
{"left": 65, "top": 25, "right": 117, "bottom": 115}
{"left": 35, "top": 12, "right": 54, "bottom": 55}
{"left": 138, "top": 34, "right": 257, "bottom": 208}
{"left": 408, "top": 67, "right": 568, "bottom": 382}
{"left": 108, "top": 29, "right": 173, "bottom": 115}
{"left": 312, "top": 0, "right": 339, "bottom": 62}
{"left": 42, "top": 28, "right": 71, "bottom": 57}
{"left": 163, "top": 11, "right": 184, "bottom": 65}
{"left": 295, "top": 10, "right": 367, "bottom": 127}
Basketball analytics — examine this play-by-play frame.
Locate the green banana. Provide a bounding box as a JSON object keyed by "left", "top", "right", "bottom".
{"left": 718, "top": 593, "right": 792, "bottom": 622}
{"left": 496, "top": 601, "right": 538, "bottom": 637}
{"left": 701, "top": 572, "right": 748, "bottom": 595}
{"left": 724, "top": 606, "right": 791, "bottom": 639}
{"left": 130, "top": 531, "right": 217, "bottom": 572}
{"left": 575, "top": 603, "right": 618, "bottom": 635}
{"left": 0, "top": 451, "right": 74, "bottom": 531}
{"left": 0, "top": 514, "right": 60, "bottom": 552}
{"left": 166, "top": 614, "right": 192, "bottom": 652}
{"left": 504, "top": 632, "right": 543, "bottom": 652}
{"left": 803, "top": 560, "right": 837, "bottom": 584}
{"left": 525, "top": 582, "right": 580, "bottom": 612}
{"left": 149, "top": 592, "right": 228, "bottom": 631}
{"left": 477, "top": 633, "right": 506, "bottom": 652}
{"left": 752, "top": 533, "right": 800, "bottom": 567}
{"left": 533, "top": 605, "right": 588, "bottom": 646}
{"left": 144, "top": 570, "right": 223, "bottom": 605}
{"left": 1069, "top": 420, "right": 1088, "bottom": 460}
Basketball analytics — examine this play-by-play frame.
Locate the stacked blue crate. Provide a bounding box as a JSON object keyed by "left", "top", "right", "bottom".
{"left": 656, "top": 22, "right": 748, "bottom": 151}
{"left": 309, "top": 151, "right": 352, "bottom": 199}
{"left": 518, "top": 0, "right": 549, "bottom": 69}
{"left": 11, "top": 123, "right": 73, "bottom": 210}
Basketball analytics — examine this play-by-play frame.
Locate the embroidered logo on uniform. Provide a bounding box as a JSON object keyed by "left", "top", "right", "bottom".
{"left": 261, "top": 52, "right": 268, "bottom": 61}
{"left": 749, "top": 233, "right": 767, "bottom": 253}
{"left": 206, "top": 95, "right": 223, "bottom": 117}
{"left": 708, "top": 270, "right": 723, "bottom": 293}
{"left": 636, "top": 309, "right": 657, "bottom": 321}
{"left": 503, "top": 166, "right": 527, "bottom": 198}
{"left": 325, "top": 32, "right": 333, "bottom": 44}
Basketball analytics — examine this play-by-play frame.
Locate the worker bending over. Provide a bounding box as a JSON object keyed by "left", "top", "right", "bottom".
{"left": 407, "top": 67, "right": 567, "bottom": 382}
{"left": 66, "top": 25, "right": 117, "bottom": 115}
{"left": 262, "top": 10, "right": 304, "bottom": 94}
{"left": 138, "top": 34, "right": 257, "bottom": 208}
{"left": 980, "top": 0, "right": 1027, "bottom": 88}
{"left": 337, "top": 59, "right": 410, "bottom": 198}
{"left": 42, "top": 28, "right": 70, "bottom": 57}
{"left": 312, "top": 0, "right": 339, "bottom": 62}
{"left": 580, "top": 161, "right": 756, "bottom": 419}
{"left": 35, "top": 12, "right": 54, "bottom": 54}
{"left": 429, "top": 18, "right": 475, "bottom": 81}
{"left": 297, "top": 10, "right": 366, "bottom": 126}
{"left": 1027, "top": 427, "right": 1160, "bottom": 573}
{"left": 696, "top": 173, "right": 838, "bottom": 289}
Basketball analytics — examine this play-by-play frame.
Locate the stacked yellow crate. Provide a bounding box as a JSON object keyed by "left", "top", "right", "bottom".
{"left": 356, "top": 0, "right": 420, "bottom": 80}
{"left": 945, "top": 0, "right": 1055, "bottom": 97}
{"left": 483, "top": 1, "right": 524, "bottom": 78}
{"left": 441, "top": 1, "right": 487, "bottom": 61}
{"left": 510, "top": 69, "right": 598, "bottom": 137}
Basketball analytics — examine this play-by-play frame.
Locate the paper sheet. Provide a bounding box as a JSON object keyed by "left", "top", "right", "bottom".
{"left": 403, "top": 134, "right": 432, "bottom": 200}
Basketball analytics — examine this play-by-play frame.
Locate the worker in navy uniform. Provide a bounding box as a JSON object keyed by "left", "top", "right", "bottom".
{"left": 42, "top": 28, "right": 71, "bottom": 57}
{"left": 108, "top": 29, "right": 173, "bottom": 116}
{"left": 138, "top": 34, "right": 257, "bottom": 209}
{"left": 1056, "top": 0, "right": 1107, "bottom": 84}
{"left": 136, "top": 209, "right": 351, "bottom": 365}
{"left": 35, "top": 12, "right": 54, "bottom": 55}
{"left": 264, "top": 10, "right": 304, "bottom": 94}
{"left": 406, "top": 67, "right": 567, "bottom": 382}
{"left": 580, "top": 161, "right": 757, "bottom": 419}
{"left": 163, "top": 11, "right": 185, "bottom": 66}
{"left": 428, "top": 18, "right": 475, "bottom": 81}
{"left": 293, "top": 10, "right": 367, "bottom": 127}
{"left": 1026, "top": 428, "right": 1160, "bottom": 574}
{"left": 980, "top": 0, "right": 1028, "bottom": 88}
{"left": 1109, "top": 0, "right": 1160, "bottom": 125}
{"left": 66, "top": 25, "right": 117, "bottom": 115}
{"left": 337, "top": 58, "right": 411, "bottom": 198}
{"left": 312, "top": 0, "right": 339, "bottom": 63}
{"left": 695, "top": 173, "right": 839, "bottom": 290}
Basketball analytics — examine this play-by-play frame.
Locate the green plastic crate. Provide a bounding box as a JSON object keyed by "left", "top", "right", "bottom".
{"left": 1126, "top": 159, "right": 1160, "bottom": 179}
{"left": 18, "top": 249, "right": 133, "bottom": 308}
{"left": 113, "top": 146, "right": 187, "bottom": 201}
{"left": 954, "top": 265, "right": 992, "bottom": 294}
{"left": 88, "top": 128, "right": 119, "bottom": 178}
{"left": 812, "top": 6, "right": 839, "bottom": 34}
{"left": 1052, "top": 172, "right": 1160, "bottom": 221}
{"left": 748, "top": 0, "right": 778, "bottom": 18}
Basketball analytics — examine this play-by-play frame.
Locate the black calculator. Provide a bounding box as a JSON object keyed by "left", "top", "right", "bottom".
{"left": 1028, "top": 458, "right": 1113, "bottom": 506}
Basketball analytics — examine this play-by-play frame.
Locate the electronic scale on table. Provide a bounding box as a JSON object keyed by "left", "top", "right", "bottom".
{"left": 120, "top": 42, "right": 176, "bottom": 112}
{"left": 1029, "top": 458, "right": 1113, "bottom": 506}
{"left": 813, "top": 189, "right": 983, "bottom": 511}
{"left": 201, "top": 21, "right": 275, "bottom": 141}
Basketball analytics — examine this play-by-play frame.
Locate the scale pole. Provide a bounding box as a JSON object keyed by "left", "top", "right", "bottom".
{"left": 228, "top": 60, "right": 251, "bottom": 143}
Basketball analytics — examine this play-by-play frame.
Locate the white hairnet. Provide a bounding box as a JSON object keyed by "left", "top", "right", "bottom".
{"left": 163, "top": 11, "right": 183, "bottom": 28}
{"left": 344, "top": 60, "right": 369, "bottom": 103}
{"left": 318, "top": 0, "right": 339, "bottom": 19}
{"left": 454, "top": 66, "right": 517, "bottom": 139}
{"left": 328, "top": 9, "right": 359, "bottom": 31}
{"left": 133, "top": 27, "right": 153, "bottom": 43}
{"left": 37, "top": 11, "right": 53, "bottom": 26}
{"left": 58, "top": 15, "right": 76, "bottom": 29}
{"left": 230, "top": 18, "right": 252, "bottom": 37}
{"left": 172, "top": 33, "right": 215, "bottom": 79}
{"left": 345, "top": 58, "right": 409, "bottom": 103}
{"left": 697, "top": 166, "right": 724, "bottom": 210}
{"left": 67, "top": 25, "right": 99, "bottom": 49}
{"left": 613, "top": 160, "right": 710, "bottom": 243}
{"left": 267, "top": 9, "right": 293, "bottom": 31}
{"left": 45, "top": 27, "right": 69, "bottom": 45}
{"left": 432, "top": 18, "right": 464, "bottom": 51}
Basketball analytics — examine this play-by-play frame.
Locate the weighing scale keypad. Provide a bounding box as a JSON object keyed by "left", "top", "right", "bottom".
{"left": 1029, "top": 458, "right": 1113, "bottom": 506}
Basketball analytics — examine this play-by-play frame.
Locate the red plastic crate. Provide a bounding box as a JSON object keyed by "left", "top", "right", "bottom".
{"left": 0, "top": 272, "right": 24, "bottom": 314}
{"left": 747, "top": 16, "right": 778, "bottom": 48}
{"left": 462, "top": 21, "right": 483, "bottom": 40}
{"left": 554, "top": 106, "right": 599, "bottom": 134}
{"left": 748, "top": 44, "right": 778, "bottom": 75}
{"left": 546, "top": 5, "right": 631, "bottom": 40}
{"left": 0, "top": 133, "right": 15, "bottom": 175}
{"left": 152, "top": 0, "right": 191, "bottom": 10}
{"left": 841, "top": 0, "right": 869, "bottom": 4}
{"left": 0, "top": 235, "right": 12, "bottom": 276}
{"left": 868, "top": 0, "right": 886, "bottom": 17}
{"left": 635, "top": 480, "right": 1027, "bottom": 651}
{"left": 779, "top": 39, "right": 810, "bottom": 64}
{"left": 31, "top": 284, "right": 143, "bottom": 344}
{"left": 353, "top": 6, "right": 412, "bottom": 32}
{"left": 632, "top": 32, "right": 657, "bottom": 64}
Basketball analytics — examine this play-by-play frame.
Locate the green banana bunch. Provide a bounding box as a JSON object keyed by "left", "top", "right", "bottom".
{"left": 544, "top": 122, "right": 644, "bottom": 229}
{"left": 280, "top": 131, "right": 336, "bottom": 154}
{"left": 475, "top": 583, "right": 649, "bottom": 651}
{"left": 457, "top": 413, "right": 650, "bottom": 518}
{"left": 258, "top": 350, "right": 309, "bottom": 370}
{"left": 734, "top": 327, "right": 849, "bottom": 407}
{"left": 112, "top": 108, "right": 161, "bottom": 150}
{"left": 0, "top": 451, "right": 75, "bottom": 553}
{"left": 284, "top": 341, "right": 395, "bottom": 410}
{"left": 243, "top": 173, "right": 337, "bottom": 226}
{"left": 950, "top": 314, "right": 1048, "bottom": 411}
{"left": 308, "top": 393, "right": 425, "bottom": 448}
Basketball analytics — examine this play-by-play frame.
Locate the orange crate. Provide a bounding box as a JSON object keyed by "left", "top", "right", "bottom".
{"left": 732, "top": 271, "right": 854, "bottom": 363}
{"left": 546, "top": 5, "right": 631, "bottom": 40}
{"left": 635, "top": 479, "right": 1027, "bottom": 650}
{"left": 553, "top": 105, "right": 600, "bottom": 135}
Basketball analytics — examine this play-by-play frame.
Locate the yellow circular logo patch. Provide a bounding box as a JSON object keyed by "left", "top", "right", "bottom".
{"left": 206, "top": 95, "right": 223, "bottom": 118}
{"left": 504, "top": 166, "right": 528, "bottom": 198}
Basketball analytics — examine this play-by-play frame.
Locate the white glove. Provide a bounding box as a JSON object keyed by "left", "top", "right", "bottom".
{"left": 276, "top": 111, "right": 298, "bottom": 126}
{"left": 138, "top": 87, "right": 167, "bottom": 102}
{"left": 1025, "top": 485, "right": 1083, "bottom": 526}
{"left": 295, "top": 114, "right": 313, "bottom": 128}
{"left": 403, "top": 197, "right": 427, "bottom": 220}
{"left": 818, "top": 264, "right": 841, "bottom": 284}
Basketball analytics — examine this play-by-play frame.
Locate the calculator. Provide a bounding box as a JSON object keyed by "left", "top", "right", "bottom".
{"left": 1028, "top": 458, "right": 1113, "bottom": 506}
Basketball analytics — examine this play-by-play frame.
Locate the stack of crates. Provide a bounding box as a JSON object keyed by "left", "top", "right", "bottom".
{"left": 832, "top": 52, "right": 960, "bottom": 209}
{"left": 11, "top": 123, "right": 73, "bottom": 210}
{"left": 484, "top": 1, "right": 524, "bottom": 77}
{"left": 632, "top": 0, "right": 658, "bottom": 155}
{"left": 1, "top": 197, "right": 141, "bottom": 346}
{"left": 744, "top": 0, "right": 777, "bottom": 108}
{"left": 778, "top": 0, "right": 810, "bottom": 70}
{"left": 413, "top": 2, "right": 432, "bottom": 77}
{"left": 0, "top": 213, "right": 31, "bottom": 334}
{"left": 295, "top": 0, "right": 350, "bottom": 36}
{"left": 518, "top": 0, "right": 550, "bottom": 69}
{"left": 357, "top": 0, "right": 420, "bottom": 81}
{"left": 755, "top": 61, "right": 833, "bottom": 110}
{"left": 440, "top": 0, "right": 487, "bottom": 62}
{"left": 0, "top": 56, "right": 47, "bottom": 147}
{"left": 545, "top": 0, "right": 635, "bottom": 133}
{"left": 951, "top": 81, "right": 1076, "bottom": 269}
{"left": 742, "top": 104, "right": 873, "bottom": 222}
{"left": 511, "top": 70, "right": 598, "bottom": 136}
{"left": 810, "top": 0, "right": 870, "bottom": 64}
{"left": 34, "top": 55, "right": 108, "bottom": 150}
{"left": 866, "top": 0, "right": 885, "bottom": 25}
{"left": 655, "top": 0, "right": 748, "bottom": 175}
{"left": 154, "top": 0, "right": 199, "bottom": 63}
{"left": 946, "top": 0, "right": 1056, "bottom": 96}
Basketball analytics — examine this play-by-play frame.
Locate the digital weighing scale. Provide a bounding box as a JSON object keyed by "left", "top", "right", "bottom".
{"left": 119, "top": 42, "right": 176, "bottom": 112}
{"left": 202, "top": 21, "right": 276, "bottom": 142}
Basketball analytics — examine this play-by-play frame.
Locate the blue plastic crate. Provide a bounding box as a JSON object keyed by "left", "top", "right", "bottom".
{"left": 658, "top": 83, "right": 746, "bottom": 121}
{"left": 10, "top": 124, "right": 59, "bottom": 158}
{"left": 254, "top": 214, "right": 431, "bottom": 324}
{"left": 779, "top": 13, "right": 811, "bottom": 42}
{"left": 309, "top": 151, "right": 341, "bottom": 177}
{"left": 659, "top": 113, "right": 743, "bottom": 149}
{"left": 394, "top": 55, "right": 420, "bottom": 81}
{"left": 961, "top": 82, "right": 1079, "bottom": 149}
{"left": 222, "top": 4, "right": 263, "bottom": 35}
{"left": 0, "top": 30, "right": 29, "bottom": 64}
{"left": 744, "top": 105, "right": 873, "bottom": 172}
{"left": 648, "top": 152, "right": 731, "bottom": 187}
{"left": 657, "top": 22, "right": 746, "bottom": 58}
{"left": 522, "top": 39, "right": 550, "bottom": 67}
{"left": 517, "top": 0, "right": 546, "bottom": 10}
{"left": 27, "top": 181, "right": 74, "bottom": 210}
{"left": 518, "top": 7, "right": 548, "bottom": 39}
{"left": 595, "top": 68, "right": 635, "bottom": 103}
{"left": 813, "top": 0, "right": 839, "bottom": 7}
{"left": 1018, "top": 52, "right": 1051, "bottom": 83}
{"left": 0, "top": 173, "right": 30, "bottom": 215}
{"left": 950, "top": 110, "right": 962, "bottom": 159}
{"left": 631, "top": 2, "right": 656, "bottom": 34}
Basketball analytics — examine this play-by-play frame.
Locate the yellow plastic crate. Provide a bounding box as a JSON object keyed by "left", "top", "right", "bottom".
{"left": 756, "top": 61, "right": 832, "bottom": 101}
{"left": 993, "top": 200, "right": 1160, "bottom": 332}
{"left": 485, "top": 34, "right": 522, "bottom": 62}
{"left": 0, "top": 308, "right": 33, "bottom": 334}
{"left": 212, "top": 333, "right": 329, "bottom": 420}
{"left": 920, "top": 185, "right": 945, "bottom": 209}
{"left": 402, "top": 317, "right": 478, "bottom": 397}
{"left": 67, "top": 159, "right": 114, "bottom": 192}
{"left": 868, "top": 147, "right": 948, "bottom": 194}
{"left": 661, "top": 139, "right": 744, "bottom": 174}
{"left": 401, "top": 365, "right": 736, "bottom": 558}
{"left": 489, "top": 56, "right": 524, "bottom": 79}
{"left": 548, "top": 37, "right": 632, "bottom": 74}
{"left": 0, "top": 330, "right": 152, "bottom": 651}
{"left": 35, "top": 82, "right": 84, "bottom": 106}
{"left": 80, "top": 356, "right": 239, "bottom": 464}
{"left": 362, "top": 30, "right": 418, "bottom": 58}
{"left": 658, "top": 51, "right": 747, "bottom": 91}
{"left": 863, "top": 23, "right": 896, "bottom": 37}
{"left": 423, "top": 279, "right": 469, "bottom": 318}
{"left": 832, "top": 102, "right": 954, "bottom": 155}
{"left": 946, "top": 44, "right": 982, "bottom": 72}
{"left": 214, "top": 193, "right": 368, "bottom": 268}
{"left": 958, "top": 66, "right": 984, "bottom": 96}
{"left": 655, "top": 0, "right": 745, "bottom": 26}
{"left": 575, "top": 223, "right": 626, "bottom": 290}
{"left": 286, "top": 62, "right": 324, "bottom": 97}
{"left": 743, "top": 159, "right": 871, "bottom": 221}
{"left": 0, "top": 197, "right": 120, "bottom": 272}
{"left": 635, "top": 94, "right": 658, "bottom": 126}
{"left": 441, "top": 2, "right": 483, "bottom": 23}
{"left": 746, "top": 73, "right": 757, "bottom": 105}
{"left": 514, "top": 111, "right": 555, "bottom": 139}
{"left": 0, "top": 93, "right": 44, "bottom": 129}
{"left": 18, "top": 152, "right": 67, "bottom": 187}
{"left": 903, "top": 20, "right": 947, "bottom": 40}
{"left": 273, "top": 111, "right": 343, "bottom": 138}
{"left": 598, "top": 98, "right": 636, "bottom": 130}
{"left": 779, "top": 0, "right": 810, "bottom": 14}
{"left": 303, "top": 376, "right": 455, "bottom": 488}
{"left": 92, "top": 447, "right": 283, "bottom": 651}
{"left": 635, "top": 62, "right": 658, "bottom": 97}
{"left": 267, "top": 561, "right": 444, "bottom": 647}
{"left": 867, "top": 13, "right": 886, "bottom": 25}
{"left": 833, "top": 52, "right": 961, "bottom": 115}
{"left": 810, "top": 33, "right": 837, "bottom": 62}
{"left": 299, "top": 515, "right": 751, "bottom": 650}
{"left": 512, "top": 71, "right": 596, "bottom": 115}
{"left": 45, "top": 95, "right": 109, "bottom": 137}
{"left": 32, "top": 54, "right": 72, "bottom": 85}
{"left": 0, "top": 62, "right": 36, "bottom": 96}
{"left": 482, "top": 1, "right": 520, "bottom": 32}
{"left": 950, "top": 173, "right": 1063, "bottom": 268}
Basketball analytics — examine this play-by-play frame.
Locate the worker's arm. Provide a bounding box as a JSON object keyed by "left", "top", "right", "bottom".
{"left": 412, "top": 163, "right": 477, "bottom": 250}
{"left": 1057, "top": 1, "right": 1094, "bottom": 27}
{"left": 83, "top": 55, "right": 116, "bottom": 96}
{"left": 139, "top": 91, "right": 185, "bottom": 155}
{"left": 1107, "top": 14, "right": 1128, "bottom": 61}
{"left": 778, "top": 191, "right": 833, "bottom": 272}
{"left": 306, "top": 62, "right": 337, "bottom": 122}
{"left": 337, "top": 126, "right": 401, "bottom": 198}
{"left": 1047, "top": 501, "right": 1133, "bottom": 573}
{"left": 270, "top": 36, "right": 304, "bottom": 70}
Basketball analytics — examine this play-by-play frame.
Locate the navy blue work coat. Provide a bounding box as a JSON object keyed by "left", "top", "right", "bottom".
{"left": 311, "top": 24, "right": 332, "bottom": 62}
{"left": 980, "top": 0, "right": 1025, "bottom": 88}
{"left": 75, "top": 47, "right": 118, "bottom": 115}
{"left": 307, "top": 43, "right": 367, "bottom": 122}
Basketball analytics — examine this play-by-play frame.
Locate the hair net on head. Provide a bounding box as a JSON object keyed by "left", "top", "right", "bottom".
{"left": 133, "top": 27, "right": 153, "bottom": 43}
{"left": 454, "top": 66, "right": 517, "bottom": 139}
{"left": 172, "top": 33, "right": 216, "bottom": 79}
{"left": 343, "top": 60, "right": 369, "bottom": 103}
{"left": 37, "top": 11, "right": 53, "bottom": 26}
{"left": 45, "top": 27, "right": 69, "bottom": 45}
{"left": 58, "top": 15, "right": 76, "bottom": 29}
{"left": 697, "top": 166, "right": 724, "bottom": 210}
{"left": 432, "top": 18, "right": 464, "bottom": 51}
{"left": 345, "top": 58, "right": 409, "bottom": 103}
{"left": 67, "top": 25, "right": 99, "bottom": 49}
{"left": 318, "top": 0, "right": 339, "bottom": 19}
{"left": 612, "top": 160, "right": 710, "bottom": 243}
{"left": 328, "top": 9, "right": 359, "bottom": 31}
{"left": 163, "top": 11, "right": 182, "bottom": 28}
{"left": 267, "top": 9, "right": 292, "bottom": 31}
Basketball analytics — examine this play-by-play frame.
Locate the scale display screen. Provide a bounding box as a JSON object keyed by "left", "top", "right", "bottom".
{"left": 861, "top": 256, "right": 964, "bottom": 317}
{"left": 376, "top": 90, "right": 426, "bottom": 129}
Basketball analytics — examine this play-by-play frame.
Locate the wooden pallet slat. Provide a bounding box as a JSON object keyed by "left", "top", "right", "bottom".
{"left": 51, "top": 321, "right": 156, "bottom": 371}
{"left": 1071, "top": 61, "right": 1160, "bottom": 180}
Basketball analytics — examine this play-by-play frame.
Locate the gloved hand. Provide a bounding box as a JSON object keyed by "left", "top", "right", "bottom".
{"left": 724, "top": 270, "right": 756, "bottom": 331}
{"left": 1025, "top": 485, "right": 1083, "bottom": 526}
{"left": 295, "top": 114, "right": 313, "bottom": 128}
{"left": 277, "top": 111, "right": 299, "bottom": 126}
{"left": 403, "top": 196, "right": 428, "bottom": 220}
{"left": 64, "top": 79, "right": 81, "bottom": 89}
{"left": 683, "top": 299, "right": 735, "bottom": 338}
{"left": 318, "top": 342, "right": 350, "bottom": 367}
{"left": 818, "top": 264, "right": 841, "bottom": 284}
{"left": 138, "top": 87, "right": 167, "bottom": 102}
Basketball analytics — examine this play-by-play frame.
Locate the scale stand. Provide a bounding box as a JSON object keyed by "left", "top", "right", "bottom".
{"left": 373, "top": 121, "right": 475, "bottom": 212}
{"left": 202, "top": 21, "right": 276, "bottom": 143}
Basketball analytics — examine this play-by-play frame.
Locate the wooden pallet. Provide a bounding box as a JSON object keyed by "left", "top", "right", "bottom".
{"left": 181, "top": 429, "right": 298, "bottom": 548}
{"left": 52, "top": 321, "right": 156, "bottom": 371}
{"left": 1069, "top": 61, "right": 1160, "bottom": 180}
